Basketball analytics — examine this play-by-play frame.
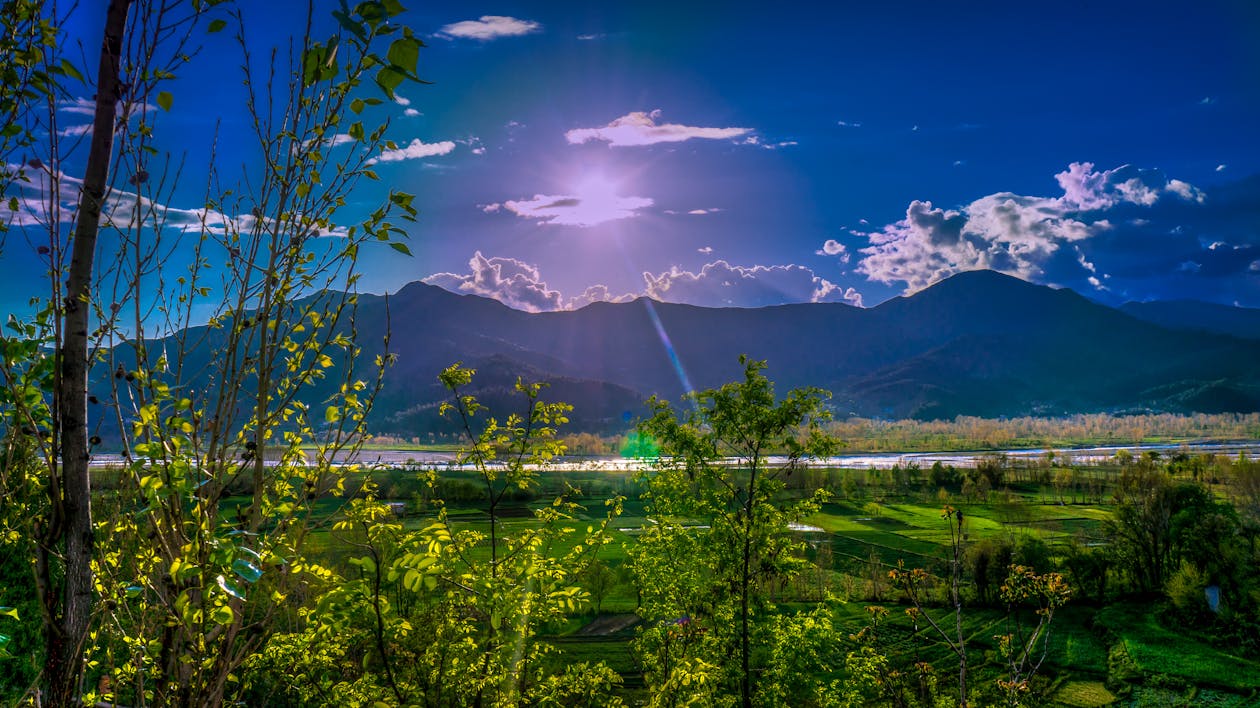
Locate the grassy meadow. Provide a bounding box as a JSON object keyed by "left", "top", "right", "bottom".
{"left": 280, "top": 452, "right": 1260, "bottom": 706}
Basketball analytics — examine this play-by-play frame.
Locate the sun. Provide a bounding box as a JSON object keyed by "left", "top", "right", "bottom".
{"left": 572, "top": 173, "right": 624, "bottom": 209}
{"left": 509, "top": 170, "right": 651, "bottom": 228}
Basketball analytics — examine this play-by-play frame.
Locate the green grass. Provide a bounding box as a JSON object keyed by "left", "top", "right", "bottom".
{"left": 235, "top": 464, "right": 1260, "bottom": 702}
{"left": 1052, "top": 680, "right": 1116, "bottom": 707}
{"left": 1096, "top": 605, "right": 1260, "bottom": 692}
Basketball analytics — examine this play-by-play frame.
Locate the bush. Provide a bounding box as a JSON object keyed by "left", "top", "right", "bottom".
{"left": 1166, "top": 561, "right": 1209, "bottom": 619}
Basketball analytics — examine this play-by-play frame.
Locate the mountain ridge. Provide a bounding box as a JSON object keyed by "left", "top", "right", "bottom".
{"left": 342, "top": 270, "right": 1260, "bottom": 431}
{"left": 108, "top": 270, "right": 1260, "bottom": 436}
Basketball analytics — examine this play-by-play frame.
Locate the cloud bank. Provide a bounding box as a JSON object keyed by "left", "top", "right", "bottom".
{"left": 643, "top": 260, "right": 863, "bottom": 308}
{"left": 424, "top": 251, "right": 635, "bottom": 312}
{"left": 425, "top": 254, "right": 866, "bottom": 312}
{"left": 856, "top": 162, "right": 1228, "bottom": 296}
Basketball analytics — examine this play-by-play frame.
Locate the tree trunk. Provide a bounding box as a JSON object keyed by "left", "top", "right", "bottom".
{"left": 46, "top": 0, "right": 132, "bottom": 703}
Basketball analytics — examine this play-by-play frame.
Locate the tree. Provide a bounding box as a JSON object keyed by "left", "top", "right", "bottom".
{"left": 1, "top": 1, "right": 425, "bottom": 703}
{"left": 242, "top": 365, "right": 626, "bottom": 706}
{"left": 994, "top": 566, "right": 1071, "bottom": 706}
{"left": 581, "top": 559, "right": 616, "bottom": 615}
{"left": 890, "top": 507, "right": 971, "bottom": 706}
{"left": 631, "top": 356, "right": 837, "bottom": 708}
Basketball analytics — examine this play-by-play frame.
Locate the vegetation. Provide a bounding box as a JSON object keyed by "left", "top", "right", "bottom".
{"left": 553, "top": 412, "right": 1260, "bottom": 457}
{"left": 1, "top": 2, "right": 1259, "bottom": 707}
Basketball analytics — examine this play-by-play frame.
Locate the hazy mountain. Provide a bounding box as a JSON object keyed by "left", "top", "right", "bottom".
{"left": 1120, "top": 300, "right": 1260, "bottom": 341}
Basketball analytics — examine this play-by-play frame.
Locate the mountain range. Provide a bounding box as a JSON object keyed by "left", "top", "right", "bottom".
{"left": 111, "top": 270, "right": 1260, "bottom": 437}
{"left": 322, "top": 269, "right": 1260, "bottom": 434}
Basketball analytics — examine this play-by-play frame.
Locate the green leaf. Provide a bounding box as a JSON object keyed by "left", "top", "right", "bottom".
{"left": 0, "top": 607, "right": 17, "bottom": 619}
{"left": 348, "top": 121, "right": 364, "bottom": 141}
{"left": 207, "top": 18, "right": 227, "bottom": 33}
{"left": 386, "top": 37, "right": 420, "bottom": 74}
{"left": 302, "top": 45, "right": 324, "bottom": 87}
{"left": 156, "top": 91, "right": 173, "bottom": 112}
{"left": 211, "top": 604, "right": 234, "bottom": 625}
{"left": 375, "top": 67, "right": 404, "bottom": 99}
{"left": 60, "top": 59, "right": 83, "bottom": 82}
{"left": 333, "top": 10, "right": 367, "bottom": 41}
{"left": 325, "top": 405, "right": 341, "bottom": 423}
{"left": 350, "top": 98, "right": 364, "bottom": 114}
{"left": 388, "top": 241, "right": 412, "bottom": 257}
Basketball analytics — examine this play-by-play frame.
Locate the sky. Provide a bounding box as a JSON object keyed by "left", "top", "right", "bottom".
{"left": 4, "top": 0, "right": 1260, "bottom": 316}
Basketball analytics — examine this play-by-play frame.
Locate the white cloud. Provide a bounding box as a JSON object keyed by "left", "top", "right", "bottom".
{"left": 57, "top": 124, "right": 92, "bottom": 138}
{"left": 59, "top": 96, "right": 156, "bottom": 118}
{"left": 403, "top": 108, "right": 420, "bottom": 117}
{"left": 568, "top": 284, "right": 636, "bottom": 309}
{"left": 643, "top": 260, "right": 863, "bottom": 308}
{"left": 576, "top": 33, "right": 605, "bottom": 41}
{"left": 423, "top": 253, "right": 865, "bottom": 311}
{"left": 438, "top": 16, "right": 540, "bottom": 41}
{"left": 837, "top": 120, "right": 862, "bottom": 128}
{"left": 425, "top": 252, "right": 562, "bottom": 312}
{"left": 565, "top": 109, "right": 751, "bottom": 147}
{"left": 369, "top": 138, "right": 456, "bottom": 164}
{"left": 697, "top": 246, "right": 713, "bottom": 254}
{"left": 479, "top": 203, "right": 502, "bottom": 213}
{"left": 858, "top": 162, "right": 1208, "bottom": 293}
{"left": 501, "top": 192, "right": 652, "bottom": 227}
{"left": 59, "top": 97, "right": 96, "bottom": 115}
{"left": 424, "top": 251, "right": 633, "bottom": 312}
{"left": 740, "top": 135, "right": 797, "bottom": 150}
{"left": 1166, "top": 179, "right": 1204, "bottom": 203}
{"left": 816, "top": 239, "right": 849, "bottom": 263}
{"left": 4, "top": 162, "right": 350, "bottom": 238}
{"left": 1216, "top": 164, "right": 1227, "bottom": 172}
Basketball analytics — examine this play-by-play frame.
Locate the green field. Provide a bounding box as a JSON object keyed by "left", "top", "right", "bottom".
{"left": 287, "top": 461, "right": 1260, "bottom": 706}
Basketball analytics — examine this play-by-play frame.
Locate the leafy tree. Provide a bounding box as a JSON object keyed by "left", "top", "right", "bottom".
{"left": 1, "top": 0, "right": 425, "bottom": 703}
{"left": 993, "top": 565, "right": 1071, "bottom": 706}
{"left": 890, "top": 507, "right": 971, "bottom": 706}
{"left": 580, "top": 559, "right": 616, "bottom": 615}
{"left": 839, "top": 605, "right": 942, "bottom": 708}
{"left": 631, "top": 356, "right": 837, "bottom": 708}
{"left": 245, "top": 366, "right": 626, "bottom": 706}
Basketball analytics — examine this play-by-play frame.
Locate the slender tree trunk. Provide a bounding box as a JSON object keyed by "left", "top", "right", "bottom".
{"left": 46, "top": 0, "right": 132, "bottom": 703}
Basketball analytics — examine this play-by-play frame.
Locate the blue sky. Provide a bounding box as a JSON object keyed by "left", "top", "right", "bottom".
{"left": 5, "top": 0, "right": 1260, "bottom": 315}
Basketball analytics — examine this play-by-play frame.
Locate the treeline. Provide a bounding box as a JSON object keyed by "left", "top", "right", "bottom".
{"left": 555, "top": 412, "right": 1260, "bottom": 456}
